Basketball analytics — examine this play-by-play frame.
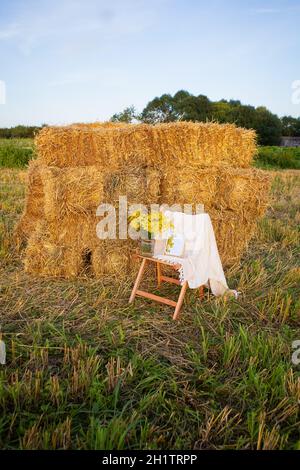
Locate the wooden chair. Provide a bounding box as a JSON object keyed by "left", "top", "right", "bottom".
{"left": 129, "top": 254, "right": 204, "bottom": 320}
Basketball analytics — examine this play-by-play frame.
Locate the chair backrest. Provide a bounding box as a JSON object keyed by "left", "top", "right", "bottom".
{"left": 154, "top": 208, "right": 207, "bottom": 258}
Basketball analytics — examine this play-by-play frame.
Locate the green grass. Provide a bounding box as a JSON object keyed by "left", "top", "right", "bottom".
{"left": 0, "top": 169, "right": 299, "bottom": 450}
{"left": 0, "top": 139, "right": 34, "bottom": 168}
{"left": 255, "top": 146, "right": 300, "bottom": 170}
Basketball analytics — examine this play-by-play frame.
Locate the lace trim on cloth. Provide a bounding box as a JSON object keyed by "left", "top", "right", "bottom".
{"left": 153, "top": 254, "right": 240, "bottom": 299}
{"left": 153, "top": 254, "right": 185, "bottom": 283}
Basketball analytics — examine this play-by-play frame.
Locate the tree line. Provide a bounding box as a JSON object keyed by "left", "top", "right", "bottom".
{"left": 1, "top": 92, "right": 300, "bottom": 145}
{"left": 0, "top": 125, "right": 43, "bottom": 139}
{"left": 111, "top": 90, "right": 300, "bottom": 146}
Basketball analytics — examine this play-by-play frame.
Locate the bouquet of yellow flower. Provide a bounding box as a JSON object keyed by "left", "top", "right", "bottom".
{"left": 129, "top": 210, "right": 174, "bottom": 256}
{"left": 129, "top": 210, "right": 174, "bottom": 239}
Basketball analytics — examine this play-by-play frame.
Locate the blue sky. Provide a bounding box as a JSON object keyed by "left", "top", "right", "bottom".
{"left": 0, "top": 0, "right": 299, "bottom": 126}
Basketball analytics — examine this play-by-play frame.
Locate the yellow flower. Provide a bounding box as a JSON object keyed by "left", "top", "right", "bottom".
{"left": 128, "top": 211, "right": 173, "bottom": 238}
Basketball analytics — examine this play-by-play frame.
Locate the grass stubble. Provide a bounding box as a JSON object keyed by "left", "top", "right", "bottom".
{"left": 0, "top": 168, "right": 299, "bottom": 450}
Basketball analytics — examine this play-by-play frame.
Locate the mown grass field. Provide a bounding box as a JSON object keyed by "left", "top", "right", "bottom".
{"left": 0, "top": 139, "right": 34, "bottom": 168}
{"left": 0, "top": 162, "right": 299, "bottom": 449}
{"left": 256, "top": 146, "right": 300, "bottom": 170}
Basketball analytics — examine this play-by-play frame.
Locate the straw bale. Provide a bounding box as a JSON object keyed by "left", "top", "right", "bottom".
{"left": 104, "top": 164, "right": 161, "bottom": 206}
{"left": 35, "top": 123, "right": 156, "bottom": 169}
{"left": 209, "top": 209, "right": 258, "bottom": 267}
{"left": 40, "top": 214, "right": 100, "bottom": 249}
{"left": 35, "top": 126, "right": 100, "bottom": 167}
{"left": 35, "top": 121, "right": 256, "bottom": 169}
{"left": 14, "top": 160, "right": 44, "bottom": 242}
{"left": 23, "top": 211, "right": 113, "bottom": 278}
{"left": 24, "top": 221, "right": 84, "bottom": 277}
{"left": 217, "top": 168, "right": 271, "bottom": 213}
{"left": 58, "top": 214, "right": 100, "bottom": 249}
{"left": 109, "top": 124, "right": 156, "bottom": 168}
{"left": 27, "top": 242, "right": 81, "bottom": 277}
{"left": 41, "top": 166, "right": 105, "bottom": 221}
{"left": 153, "top": 122, "right": 256, "bottom": 168}
{"left": 92, "top": 239, "right": 136, "bottom": 279}
{"left": 161, "top": 167, "right": 218, "bottom": 209}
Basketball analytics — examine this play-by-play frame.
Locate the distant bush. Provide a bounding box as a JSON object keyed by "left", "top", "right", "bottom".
{"left": 0, "top": 125, "right": 43, "bottom": 139}
{"left": 255, "top": 146, "right": 300, "bottom": 169}
{"left": 0, "top": 139, "right": 34, "bottom": 167}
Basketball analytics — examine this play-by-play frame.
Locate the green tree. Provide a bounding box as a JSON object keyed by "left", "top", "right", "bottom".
{"left": 110, "top": 106, "right": 138, "bottom": 123}
{"left": 177, "top": 94, "right": 213, "bottom": 121}
{"left": 253, "top": 107, "right": 282, "bottom": 145}
{"left": 141, "top": 91, "right": 213, "bottom": 124}
{"left": 140, "top": 94, "right": 181, "bottom": 124}
{"left": 0, "top": 125, "right": 41, "bottom": 138}
{"left": 281, "top": 116, "right": 300, "bottom": 137}
{"left": 211, "top": 101, "right": 232, "bottom": 122}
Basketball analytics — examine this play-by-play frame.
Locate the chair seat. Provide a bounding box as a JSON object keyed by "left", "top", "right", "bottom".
{"left": 133, "top": 253, "right": 182, "bottom": 270}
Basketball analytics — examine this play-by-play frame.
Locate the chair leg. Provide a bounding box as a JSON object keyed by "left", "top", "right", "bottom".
{"left": 156, "top": 262, "right": 162, "bottom": 287}
{"left": 199, "top": 285, "right": 204, "bottom": 300}
{"left": 129, "top": 258, "right": 147, "bottom": 304}
{"left": 172, "top": 281, "right": 188, "bottom": 321}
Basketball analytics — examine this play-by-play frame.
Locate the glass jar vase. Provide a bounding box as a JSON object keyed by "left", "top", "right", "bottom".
{"left": 140, "top": 238, "right": 155, "bottom": 257}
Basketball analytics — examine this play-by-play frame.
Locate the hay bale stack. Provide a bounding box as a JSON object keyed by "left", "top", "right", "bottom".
{"left": 18, "top": 120, "right": 270, "bottom": 278}
{"left": 35, "top": 121, "right": 256, "bottom": 169}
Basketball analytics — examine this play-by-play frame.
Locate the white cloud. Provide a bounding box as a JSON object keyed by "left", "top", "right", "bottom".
{"left": 250, "top": 8, "right": 281, "bottom": 14}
